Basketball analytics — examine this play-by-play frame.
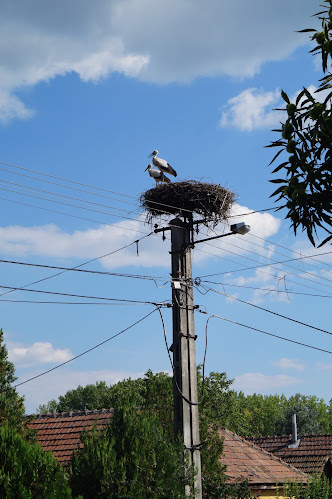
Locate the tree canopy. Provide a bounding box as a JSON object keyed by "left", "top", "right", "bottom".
{"left": 69, "top": 399, "right": 192, "bottom": 499}
{"left": 269, "top": 0, "right": 332, "bottom": 246}
{"left": 0, "top": 424, "right": 71, "bottom": 499}
{"left": 0, "top": 328, "right": 26, "bottom": 434}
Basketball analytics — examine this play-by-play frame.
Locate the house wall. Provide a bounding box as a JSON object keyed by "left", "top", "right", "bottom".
{"left": 251, "top": 487, "right": 286, "bottom": 498}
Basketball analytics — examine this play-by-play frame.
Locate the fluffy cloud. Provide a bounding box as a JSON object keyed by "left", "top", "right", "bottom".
{"left": 0, "top": 89, "right": 35, "bottom": 124}
{"left": 272, "top": 357, "right": 306, "bottom": 371}
{"left": 0, "top": 0, "right": 316, "bottom": 122}
{"left": 0, "top": 203, "right": 281, "bottom": 269}
{"left": 220, "top": 88, "right": 283, "bottom": 131}
{"left": 7, "top": 340, "right": 72, "bottom": 368}
{"left": 193, "top": 203, "right": 281, "bottom": 266}
{"left": 220, "top": 84, "right": 331, "bottom": 132}
{"left": 233, "top": 372, "right": 302, "bottom": 394}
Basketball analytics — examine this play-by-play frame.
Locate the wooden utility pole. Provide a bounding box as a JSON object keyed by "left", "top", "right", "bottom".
{"left": 170, "top": 217, "right": 202, "bottom": 499}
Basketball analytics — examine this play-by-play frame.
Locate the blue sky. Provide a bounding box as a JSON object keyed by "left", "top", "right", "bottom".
{"left": 1, "top": 0, "right": 332, "bottom": 415}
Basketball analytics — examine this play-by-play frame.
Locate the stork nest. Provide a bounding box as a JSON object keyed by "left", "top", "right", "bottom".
{"left": 140, "top": 181, "right": 235, "bottom": 227}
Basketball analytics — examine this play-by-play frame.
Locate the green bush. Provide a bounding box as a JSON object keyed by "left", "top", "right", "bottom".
{"left": 0, "top": 424, "right": 71, "bottom": 499}
{"left": 69, "top": 403, "right": 192, "bottom": 499}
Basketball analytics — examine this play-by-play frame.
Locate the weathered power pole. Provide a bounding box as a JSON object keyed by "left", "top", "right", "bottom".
{"left": 154, "top": 218, "right": 251, "bottom": 499}
{"left": 147, "top": 179, "right": 248, "bottom": 499}
{"left": 169, "top": 217, "right": 202, "bottom": 499}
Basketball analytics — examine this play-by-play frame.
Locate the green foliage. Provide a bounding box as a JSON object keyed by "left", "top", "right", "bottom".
{"left": 0, "top": 424, "right": 71, "bottom": 499}
{"left": 37, "top": 399, "right": 58, "bottom": 414}
{"left": 284, "top": 475, "right": 332, "bottom": 498}
{"left": 0, "top": 328, "right": 26, "bottom": 434}
{"left": 56, "top": 381, "right": 114, "bottom": 412}
{"left": 69, "top": 401, "right": 192, "bottom": 499}
{"left": 269, "top": 0, "right": 332, "bottom": 246}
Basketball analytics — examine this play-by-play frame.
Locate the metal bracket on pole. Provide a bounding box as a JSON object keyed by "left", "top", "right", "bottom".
{"left": 169, "top": 333, "right": 197, "bottom": 353}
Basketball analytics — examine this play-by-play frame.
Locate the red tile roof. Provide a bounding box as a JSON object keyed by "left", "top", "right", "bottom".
{"left": 220, "top": 429, "right": 308, "bottom": 487}
{"left": 247, "top": 434, "right": 332, "bottom": 476}
{"left": 27, "top": 411, "right": 308, "bottom": 488}
{"left": 26, "top": 409, "right": 113, "bottom": 466}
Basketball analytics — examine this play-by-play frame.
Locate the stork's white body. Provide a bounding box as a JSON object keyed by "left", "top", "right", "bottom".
{"left": 145, "top": 164, "right": 171, "bottom": 185}
{"left": 149, "top": 150, "right": 177, "bottom": 177}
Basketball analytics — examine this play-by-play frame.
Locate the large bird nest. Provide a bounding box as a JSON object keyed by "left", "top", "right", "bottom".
{"left": 140, "top": 181, "right": 235, "bottom": 227}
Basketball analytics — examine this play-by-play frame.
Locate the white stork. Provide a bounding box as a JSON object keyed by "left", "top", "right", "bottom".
{"left": 148, "top": 150, "right": 177, "bottom": 177}
{"left": 145, "top": 164, "right": 171, "bottom": 185}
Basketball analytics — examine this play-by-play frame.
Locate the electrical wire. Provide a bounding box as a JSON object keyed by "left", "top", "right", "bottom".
{"left": 199, "top": 281, "right": 332, "bottom": 299}
{"left": 193, "top": 246, "right": 332, "bottom": 296}
{"left": 0, "top": 196, "right": 150, "bottom": 235}
{"left": 4, "top": 308, "right": 158, "bottom": 392}
{"left": 0, "top": 300, "right": 145, "bottom": 305}
{"left": 0, "top": 178, "right": 142, "bottom": 216}
{"left": 0, "top": 166, "right": 140, "bottom": 207}
{"left": 0, "top": 232, "right": 154, "bottom": 298}
{"left": 0, "top": 283, "right": 168, "bottom": 305}
{"left": 0, "top": 160, "right": 138, "bottom": 200}
{"left": 0, "top": 185, "right": 143, "bottom": 223}
{"left": 248, "top": 232, "right": 332, "bottom": 270}
{"left": 0, "top": 159, "right": 276, "bottom": 222}
{"left": 199, "top": 312, "right": 332, "bottom": 355}
{"left": 0, "top": 258, "right": 168, "bottom": 282}
{"left": 155, "top": 304, "right": 206, "bottom": 406}
{"left": 195, "top": 250, "right": 332, "bottom": 279}
{"left": 197, "top": 283, "right": 332, "bottom": 337}
{"left": 198, "top": 239, "right": 332, "bottom": 289}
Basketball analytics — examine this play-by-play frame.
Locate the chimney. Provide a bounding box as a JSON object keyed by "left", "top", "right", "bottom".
{"left": 292, "top": 413, "right": 297, "bottom": 443}
{"left": 288, "top": 413, "right": 301, "bottom": 448}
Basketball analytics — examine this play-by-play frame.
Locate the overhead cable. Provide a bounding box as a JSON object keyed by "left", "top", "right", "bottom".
{"left": 0, "top": 232, "right": 153, "bottom": 298}
{"left": 0, "top": 258, "right": 167, "bottom": 282}
{"left": 200, "top": 312, "right": 332, "bottom": 355}
{"left": 198, "top": 284, "right": 332, "bottom": 337}
{"left": 4, "top": 308, "right": 158, "bottom": 392}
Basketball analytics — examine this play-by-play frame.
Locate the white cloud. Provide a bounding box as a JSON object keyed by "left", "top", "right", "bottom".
{"left": 220, "top": 83, "right": 332, "bottom": 132}
{"left": 220, "top": 88, "right": 283, "bottom": 131}
{"left": 0, "top": 89, "right": 35, "bottom": 124}
{"left": 0, "top": 0, "right": 317, "bottom": 122}
{"left": 7, "top": 340, "right": 72, "bottom": 368}
{"left": 0, "top": 203, "right": 281, "bottom": 269}
{"left": 233, "top": 372, "right": 302, "bottom": 394}
{"left": 272, "top": 357, "right": 306, "bottom": 371}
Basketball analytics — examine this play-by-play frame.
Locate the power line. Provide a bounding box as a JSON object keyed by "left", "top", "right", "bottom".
{"left": 198, "top": 284, "right": 332, "bottom": 337}
{"left": 0, "top": 300, "right": 143, "bottom": 305}
{"left": 200, "top": 312, "right": 332, "bottom": 355}
{"left": 248, "top": 232, "right": 332, "bottom": 270}
{"left": 200, "top": 281, "right": 332, "bottom": 299}
{"left": 230, "top": 233, "right": 332, "bottom": 279}
{"left": 0, "top": 283, "right": 169, "bottom": 305}
{"left": 0, "top": 258, "right": 168, "bottom": 282}
{"left": 196, "top": 250, "right": 332, "bottom": 279}
{"left": 0, "top": 160, "right": 138, "bottom": 200}
{"left": 0, "top": 178, "right": 142, "bottom": 216}
{"left": 199, "top": 238, "right": 332, "bottom": 289}
{"left": 227, "top": 207, "right": 276, "bottom": 217}
{"left": 0, "top": 166, "right": 140, "bottom": 207}
{"left": 0, "top": 196, "right": 150, "bottom": 235}
{"left": 5, "top": 308, "right": 158, "bottom": 392}
{"left": 0, "top": 232, "right": 153, "bottom": 298}
{"left": 193, "top": 246, "right": 332, "bottom": 296}
{"left": 0, "top": 159, "right": 275, "bottom": 221}
{"left": 0, "top": 185, "right": 143, "bottom": 223}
